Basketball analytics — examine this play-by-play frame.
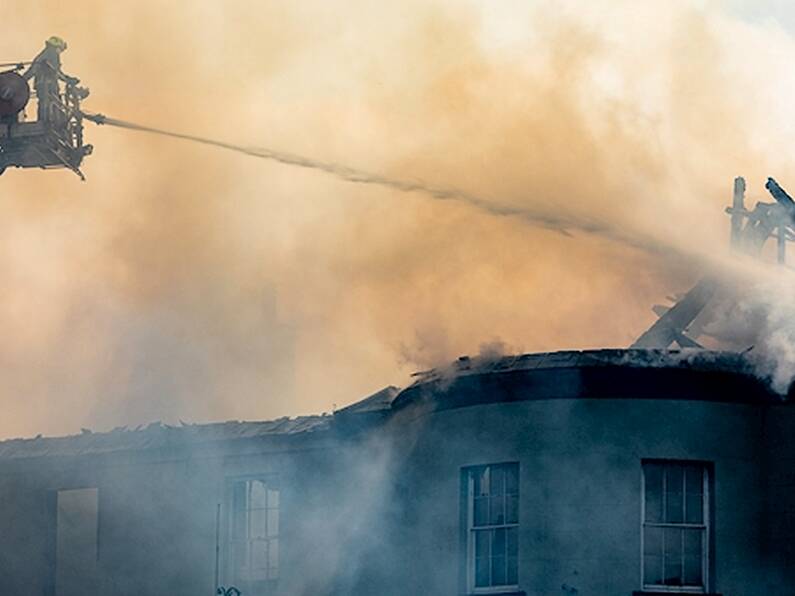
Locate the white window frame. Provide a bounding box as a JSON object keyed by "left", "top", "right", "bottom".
{"left": 465, "top": 463, "right": 520, "bottom": 594}
{"left": 640, "top": 460, "right": 710, "bottom": 594}
{"left": 227, "top": 476, "right": 280, "bottom": 589}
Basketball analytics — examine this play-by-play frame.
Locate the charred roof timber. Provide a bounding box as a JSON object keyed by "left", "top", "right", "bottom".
{"left": 632, "top": 176, "right": 795, "bottom": 350}
{"left": 730, "top": 176, "right": 795, "bottom": 260}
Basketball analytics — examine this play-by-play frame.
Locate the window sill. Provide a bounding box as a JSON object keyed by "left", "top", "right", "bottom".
{"left": 464, "top": 592, "right": 525, "bottom": 596}
{"left": 633, "top": 592, "right": 722, "bottom": 596}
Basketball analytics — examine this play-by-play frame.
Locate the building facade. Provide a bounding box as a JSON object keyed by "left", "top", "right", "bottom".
{"left": 0, "top": 349, "right": 792, "bottom": 596}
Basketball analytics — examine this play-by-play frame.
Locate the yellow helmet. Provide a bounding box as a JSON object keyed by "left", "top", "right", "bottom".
{"left": 45, "top": 36, "right": 67, "bottom": 51}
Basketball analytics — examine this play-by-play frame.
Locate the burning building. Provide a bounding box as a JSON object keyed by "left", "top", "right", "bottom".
{"left": 2, "top": 35, "right": 795, "bottom": 596}
{"left": 0, "top": 348, "right": 792, "bottom": 595}
{"left": 3, "top": 4, "right": 795, "bottom": 594}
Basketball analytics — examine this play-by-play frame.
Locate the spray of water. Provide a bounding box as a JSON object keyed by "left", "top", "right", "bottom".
{"left": 82, "top": 113, "right": 685, "bottom": 257}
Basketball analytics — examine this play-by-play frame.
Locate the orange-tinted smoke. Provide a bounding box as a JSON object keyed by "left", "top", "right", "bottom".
{"left": 0, "top": 0, "right": 793, "bottom": 437}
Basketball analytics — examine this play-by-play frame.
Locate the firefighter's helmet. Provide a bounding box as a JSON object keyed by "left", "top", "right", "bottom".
{"left": 45, "top": 36, "right": 67, "bottom": 51}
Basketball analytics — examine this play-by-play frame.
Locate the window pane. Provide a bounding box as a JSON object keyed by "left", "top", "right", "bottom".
{"left": 684, "top": 529, "right": 702, "bottom": 558}
{"left": 490, "top": 495, "right": 505, "bottom": 525}
{"left": 684, "top": 529, "right": 704, "bottom": 585}
{"left": 493, "top": 528, "right": 506, "bottom": 557}
{"left": 665, "top": 465, "right": 684, "bottom": 523}
{"left": 251, "top": 540, "right": 268, "bottom": 570}
{"left": 474, "top": 467, "right": 489, "bottom": 497}
{"left": 643, "top": 526, "right": 662, "bottom": 557}
{"left": 684, "top": 465, "right": 704, "bottom": 524}
{"left": 490, "top": 466, "right": 505, "bottom": 496}
{"left": 507, "top": 556, "right": 518, "bottom": 585}
{"left": 505, "top": 464, "right": 519, "bottom": 495}
{"left": 506, "top": 495, "right": 518, "bottom": 524}
{"left": 475, "top": 530, "right": 490, "bottom": 560}
{"left": 644, "top": 464, "right": 663, "bottom": 523}
{"left": 664, "top": 527, "right": 683, "bottom": 586}
{"left": 492, "top": 556, "right": 506, "bottom": 585}
{"left": 475, "top": 556, "right": 489, "bottom": 587}
{"left": 686, "top": 493, "right": 704, "bottom": 524}
{"left": 506, "top": 527, "right": 518, "bottom": 557}
{"left": 684, "top": 557, "right": 703, "bottom": 586}
{"left": 644, "top": 554, "right": 663, "bottom": 586}
{"left": 268, "top": 488, "right": 280, "bottom": 508}
{"left": 474, "top": 497, "right": 488, "bottom": 527}
{"left": 646, "top": 490, "right": 663, "bottom": 523}
{"left": 268, "top": 539, "right": 279, "bottom": 575}
{"left": 250, "top": 481, "right": 268, "bottom": 510}
{"left": 685, "top": 465, "right": 703, "bottom": 496}
{"left": 666, "top": 464, "right": 684, "bottom": 493}
{"left": 684, "top": 529, "right": 703, "bottom": 586}
{"left": 267, "top": 509, "right": 279, "bottom": 538}
{"left": 684, "top": 554, "right": 703, "bottom": 586}
{"left": 250, "top": 509, "right": 267, "bottom": 539}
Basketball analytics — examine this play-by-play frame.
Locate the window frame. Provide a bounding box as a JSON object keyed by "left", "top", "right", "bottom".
{"left": 464, "top": 462, "right": 520, "bottom": 595}
{"left": 225, "top": 475, "right": 281, "bottom": 592}
{"left": 640, "top": 460, "right": 711, "bottom": 594}
{"left": 53, "top": 486, "right": 100, "bottom": 596}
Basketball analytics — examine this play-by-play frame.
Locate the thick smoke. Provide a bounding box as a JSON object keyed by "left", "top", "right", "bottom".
{"left": 754, "top": 291, "right": 795, "bottom": 395}
{"left": 692, "top": 271, "right": 795, "bottom": 394}
{"left": 2, "top": 0, "right": 795, "bottom": 437}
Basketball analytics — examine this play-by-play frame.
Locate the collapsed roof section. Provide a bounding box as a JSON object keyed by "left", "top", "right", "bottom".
{"left": 632, "top": 176, "right": 795, "bottom": 350}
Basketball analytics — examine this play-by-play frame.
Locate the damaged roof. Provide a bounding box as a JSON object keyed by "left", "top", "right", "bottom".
{"left": 336, "top": 386, "right": 399, "bottom": 415}
{"left": 394, "top": 348, "right": 785, "bottom": 410}
{"left": 0, "top": 349, "right": 784, "bottom": 460}
{"left": 0, "top": 384, "right": 402, "bottom": 461}
{"left": 409, "top": 348, "right": 757, "bottom": 382}
{"left": 0, "top": 415, "right": 330, "bottom": 460}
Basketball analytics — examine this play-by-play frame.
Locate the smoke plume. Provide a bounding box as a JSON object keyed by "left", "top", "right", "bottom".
{"left": 2, "top": 0, "right": 795, "bottom": 437}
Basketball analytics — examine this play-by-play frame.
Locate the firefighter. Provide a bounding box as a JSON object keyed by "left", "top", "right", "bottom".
{"left": 23, "top": 36, "right": 75, "bottom": 122}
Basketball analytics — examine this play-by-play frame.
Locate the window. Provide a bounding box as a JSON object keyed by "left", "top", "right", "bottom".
{"left": 642, "top": 461, "right": 709, "bottom": 593}
{"left": 55, "top": 488, "right": 99, "bottom": 596}
{"left": 464, "top": 463, "right": 519, "bottom": 593}
{"left": 228, "top": 478, "right": 280, "bottom": 591}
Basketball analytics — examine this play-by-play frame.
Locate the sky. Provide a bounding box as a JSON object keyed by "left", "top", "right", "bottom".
{"left": 1, "top": 0, "right": 795, "bottom": 438}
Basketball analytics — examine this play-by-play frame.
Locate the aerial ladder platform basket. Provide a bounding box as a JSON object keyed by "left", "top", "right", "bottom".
{"left": 0, "top": 60, "right": 92, "bottom": 179}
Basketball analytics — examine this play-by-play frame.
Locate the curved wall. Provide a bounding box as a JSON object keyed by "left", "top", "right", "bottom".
{"left": 385, "top": 390, "right": 791, "bottom": 596}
